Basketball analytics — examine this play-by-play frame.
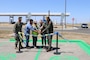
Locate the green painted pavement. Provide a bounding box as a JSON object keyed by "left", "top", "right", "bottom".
{"left": 49, "top": 55, "right": 79, "bottom": 60}
{"left": 34, "top": 49, "right": 42, "bottom": 60}
{"left": 0, "top": 42, "right": 16, "bottom": 60}
{"left": 34, "top": 40, "right": 90, "bottom": 60}
{"left": 10, "top": 38, "right": 90, "bottom": 55}
{"left": 9, "top": 38, "right": 90, "bottom": 60}
{"left": 0, "top": 52, "right": 16, "bottom": 60}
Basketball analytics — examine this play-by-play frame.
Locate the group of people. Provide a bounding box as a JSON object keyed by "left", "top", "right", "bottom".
{"left": 14, "top": 16, "right": 53, "bottom": 52}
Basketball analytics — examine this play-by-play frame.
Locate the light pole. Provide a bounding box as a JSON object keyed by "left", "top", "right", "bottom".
{"left": 65, "top": 0, "right": 67, "bottom": 28}
{"left": 26, "top": 12, "right": 31, "bottom": 23}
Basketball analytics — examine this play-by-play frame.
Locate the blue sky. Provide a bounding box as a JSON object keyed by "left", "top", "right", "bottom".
{"left": 0, "top": 0, "right": 90, "bottom": 23}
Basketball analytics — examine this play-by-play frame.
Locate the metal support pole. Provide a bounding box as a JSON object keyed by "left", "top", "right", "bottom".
{"left": 26, "top": 12, "right": 31, "bottom": 23}
{"left": 26, "top": 16, "right": 28, "bottom": 23}
{"left": 65, "top": 0, "right": 67, "bottom": 28}
{"left": 48, "top": 10, "right": 50, "bottom": 17}
{"left": 9, "top": 16, "right": 14, "bottom": 24}
{"left": 54, "top": 32, "right": 60, "bottom": 55}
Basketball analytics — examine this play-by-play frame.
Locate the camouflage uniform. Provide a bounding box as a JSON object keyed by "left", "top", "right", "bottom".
{"left": 13, "top": 22, "right": 24, "bottom": 48}
{"left": 42, "top": 20, "right": 53, "bottom": 50}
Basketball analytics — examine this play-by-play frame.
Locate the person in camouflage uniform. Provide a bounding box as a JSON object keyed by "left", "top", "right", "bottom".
{"left": 14, "top": 17, "right": 25, "bottom": 49}
{"left": 41, "top": 16, "right": 53, "bottom": 52}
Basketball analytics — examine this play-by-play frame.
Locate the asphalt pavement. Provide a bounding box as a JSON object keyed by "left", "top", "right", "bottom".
{"left": 0, "top": 25, "right": 90, "bottom": 35}
{"left": 55, "top": 26, "right": 90, "bottom": 35}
